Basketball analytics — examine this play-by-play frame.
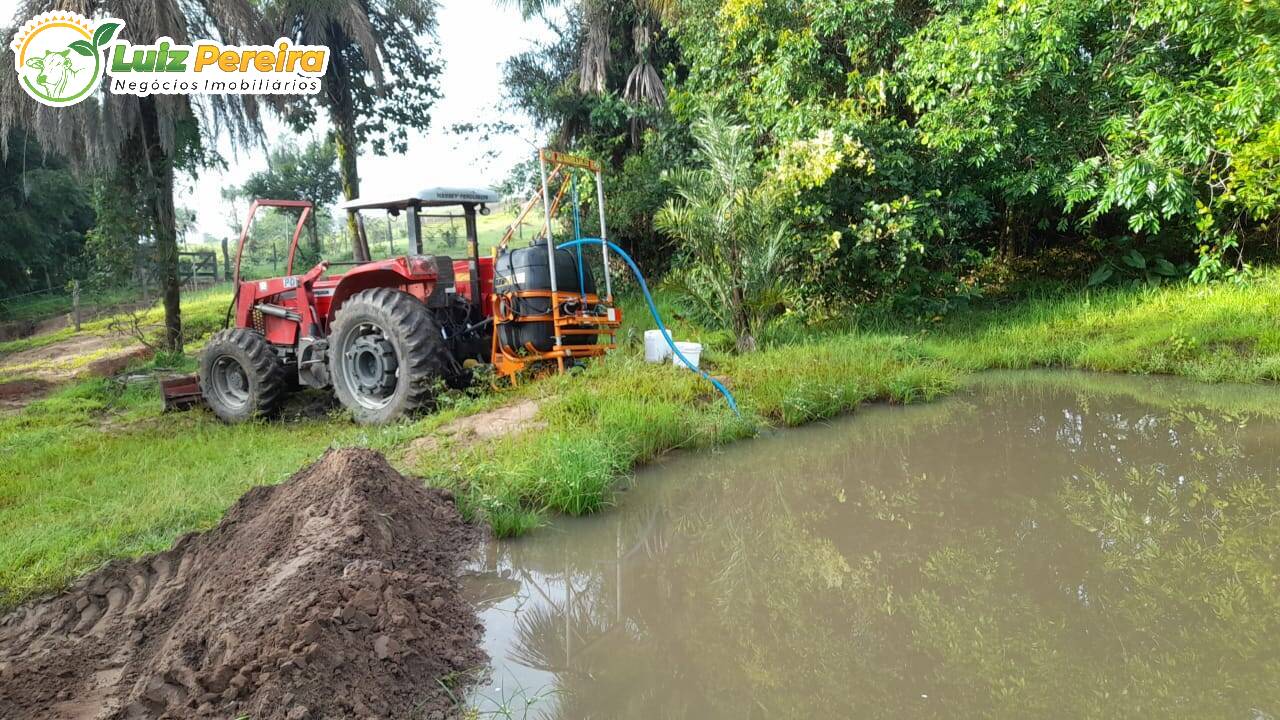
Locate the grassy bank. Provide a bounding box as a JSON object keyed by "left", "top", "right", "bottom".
{"left": 412, "top": 271, "right": 1280, "bottom": 534}
{"left": 4, "top": 271, "right": 1280, "bottom": 607}
{"left": 928, "top": 275, "right": 1280, "bottom": 383}
{"left": 0, "top": 283, "right": 234, "bottom": 361}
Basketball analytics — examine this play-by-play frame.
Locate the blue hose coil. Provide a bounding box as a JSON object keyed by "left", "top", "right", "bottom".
{"left": 556, "top": 237, "right": 742, "bottom": 418}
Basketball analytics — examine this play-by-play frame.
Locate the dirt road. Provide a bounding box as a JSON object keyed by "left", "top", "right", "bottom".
{"left": 0, "top": 332, "right": 149, "bottom": 409}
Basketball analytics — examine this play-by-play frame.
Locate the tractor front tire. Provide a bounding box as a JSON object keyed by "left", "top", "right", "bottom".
{"left": 328, "top": 288, "right": 453, "bottom": 425}
{"left": 199, "top": 329, "right": 287, "bottom": 423}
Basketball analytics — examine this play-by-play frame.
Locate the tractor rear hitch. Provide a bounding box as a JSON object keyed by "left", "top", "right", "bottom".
{"left": 160, "top": 375, "right": 204, "bottom": 412}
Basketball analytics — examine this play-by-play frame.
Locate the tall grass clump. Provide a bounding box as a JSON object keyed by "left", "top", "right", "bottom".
{"left": 926, "top": 268, "right": 1280, "bottom": 383}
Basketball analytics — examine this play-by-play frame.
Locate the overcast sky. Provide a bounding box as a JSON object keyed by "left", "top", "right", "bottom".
{"left": 4, "top": 2, "right": 552, "bottom": 239}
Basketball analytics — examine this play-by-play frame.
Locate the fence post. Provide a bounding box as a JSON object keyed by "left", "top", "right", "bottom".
{"left": 72, "top": 281, "right": 81, "bottom": 331}
{"left": 221, "top": 237, "right": 231, "bottom": 281}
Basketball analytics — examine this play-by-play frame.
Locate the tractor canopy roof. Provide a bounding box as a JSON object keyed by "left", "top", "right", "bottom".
{"left": 339, "top": 187, "right": 500, "bottom": 212}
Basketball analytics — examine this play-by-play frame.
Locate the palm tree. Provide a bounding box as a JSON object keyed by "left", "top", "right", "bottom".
{"left": 262, "top": 0, "right": 441, "bottom": 258}
{"left": 500, "top": 0, "right": 673, "bottom": 109}
{"left": 655, "top": 114, "right": 790, "bottom": 352}
{"left": 0, "top": 0, "right": 274, "bottom": 352}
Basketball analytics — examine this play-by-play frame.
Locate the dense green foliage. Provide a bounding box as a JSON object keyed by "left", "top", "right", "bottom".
{"left": 498, "top": 0, "right": 685, "bottom": 271}
{"left": 900, "top": 0, "right": 1280, "bottom": 276}
{"left": 655, "top": 115, "right": 790, "bottom": 350}
{"left": 231, "top": 138, "right": 342, "bottom": 263}
{"left": 267, "top": 0, "right": 443, "bottom": 252}
{"left": 0, "top": 131, "right": 94, "bottom": 303}
{"left": 505, "top": 0, "right": 1280, "bottom": 322}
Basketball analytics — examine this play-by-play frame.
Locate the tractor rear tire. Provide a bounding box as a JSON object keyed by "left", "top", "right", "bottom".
{"left": 328, "top": 288, "right": 453, "bottom": 425}
{"left": 199, "top": 329, "right": 287, "bottom": 423}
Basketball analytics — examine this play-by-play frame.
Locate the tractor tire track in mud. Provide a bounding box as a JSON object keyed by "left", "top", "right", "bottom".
{"left": 0, "top": 448, "right": 486, "bottom": 719}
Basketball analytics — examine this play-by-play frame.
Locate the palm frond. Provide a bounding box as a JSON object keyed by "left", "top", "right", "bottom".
{"left": 493, "top": 0, "right": 566, "bottom": 21}
{"left": 655, "top": 112, "right": 793, "bottom": 349}
{"left": 624, "top": 63, "right": 666, "bottom": 107}
{"left": 1, "top": 0, "right": 276, "bottom": 168}
{"left": 577, "top": 0, "right": 610, "bottom": 95}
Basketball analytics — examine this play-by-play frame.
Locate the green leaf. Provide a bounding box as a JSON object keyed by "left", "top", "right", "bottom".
{"left": 1122, "top": 249, "right": 1146, "bottom": 270}
{"left": 1088, "top": 265, "right": 1114, "bottom": 287}
{"left": 93, "top": 22, "right": 121, "bottom": 48}
{"left": 68, "top": 40, "right": 94, "bottom": 57}
{"left": 1153, "top": 258, "right": 1178, "bottom": 277}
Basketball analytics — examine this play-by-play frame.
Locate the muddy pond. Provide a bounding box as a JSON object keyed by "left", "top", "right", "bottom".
{"left": 463, "top": 371, "right": 1280, "bottom": 718}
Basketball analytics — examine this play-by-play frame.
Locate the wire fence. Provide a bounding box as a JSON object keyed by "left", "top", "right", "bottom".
{"left": 0, "top": 282, "right": 145, "bottom": 327}
{"left": 0, "top": 286, "right": 79, "bottom": 323}
{"left": 0, "top": 286, "right": 66, "bottom": 305}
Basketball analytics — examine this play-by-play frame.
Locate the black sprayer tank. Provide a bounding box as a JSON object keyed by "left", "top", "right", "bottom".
{"left": 494, "top": 241, "right": 597, "bottom": 353}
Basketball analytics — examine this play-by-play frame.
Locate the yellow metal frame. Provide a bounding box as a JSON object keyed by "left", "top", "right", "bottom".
{"left": 490, "top": 289, "right": 622, "bottom": 382}
{"left": 492, "top": 149, "right": 618, "bottom": 382}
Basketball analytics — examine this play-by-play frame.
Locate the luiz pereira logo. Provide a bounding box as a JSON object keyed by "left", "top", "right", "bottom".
{"left": 11, "top": 11, "right": 329, "bottom": 107}
{"left": 11, "top": 12, "right": 120, "bottom": 107}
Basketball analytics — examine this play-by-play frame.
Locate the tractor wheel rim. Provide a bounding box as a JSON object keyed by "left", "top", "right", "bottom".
{"left": 341, "top": 322, "right": 400, "bottom": 410}
{"left": 211, "top": 355, "right": 250, "bottom": 410}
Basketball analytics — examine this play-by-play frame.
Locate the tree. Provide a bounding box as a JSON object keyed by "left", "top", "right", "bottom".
{"left": 499, "top": 0, "right": 677, "bottom": 146}
{"left": 669, "top": 0, "right": 987, "bottom": 313}
{"left": 263, "top": 0, "right": 443, "bottom": 259}
{"left": 655, "top": 114, "right": 789, "bottom": 352}
{"left": 670, "top": 0, "right": 1280, "bottom": 305}
{"left": 494, "top": 0, "right": 688, "bottom": 271}
{"left": 0, "top": 0, "right": 275, "bottom": 352}
{"left": 0, "top": 130, "right": 95, "bottom": 300}
{"left": 235, "top": 138, "right": 341, "bottom": 257}
{"left": 176, "top": 206, "right": 196, "bottom": 245}
{"left": 901, "top": 0, "right": 1280, "bottom": 276}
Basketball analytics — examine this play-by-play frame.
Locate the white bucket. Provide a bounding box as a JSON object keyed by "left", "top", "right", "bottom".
{"left": 671, "top": 342, "right": 703, "bottom": 371}
{"left": 644, "top": 329, "right": 672, "bottom": 364}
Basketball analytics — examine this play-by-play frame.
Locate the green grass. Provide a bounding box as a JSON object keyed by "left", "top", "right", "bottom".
{"left": 924, "top": 274, "right": 1280, "bottom": 383}
{"left": 6, "top": 269, "right": 1280, "bottom": 607}
{"left": 0, "top": 283, "right": 235, "bottom": 360}
{"left": 411, "top": 340, "right": 956, "bottom": 536}
{"left": 0, "top": 377, "right": 427, "bottom": 608}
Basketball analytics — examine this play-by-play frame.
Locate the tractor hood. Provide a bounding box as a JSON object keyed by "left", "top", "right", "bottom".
{"left": 340, "top": 187, "right": 500, "bottom": 211}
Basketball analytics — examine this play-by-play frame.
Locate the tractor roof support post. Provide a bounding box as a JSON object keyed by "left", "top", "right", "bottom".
{"left": 464, "top": 204, "right": 482, "bottom": 308}
{"left": 284, "top": 204, "right": 312, "bottom": 275}
{"left": 385, "top": 211, "right": 394, "bottom": 255}
{"left": 594, "top": 169, "right": 613, "bottom": 302}
{"left": 233, "top": 200, "right": 260, "bottom": 289}
{"left": 355, "top": 213, "right": 372, "bottom": 262}
{"left": 406, "top": 204, "right": 421, "bottom": 256}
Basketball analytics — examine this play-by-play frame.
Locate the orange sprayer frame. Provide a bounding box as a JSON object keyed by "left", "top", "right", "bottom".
{"left": 491, "top": 150, "right": 620, "bottom": 381}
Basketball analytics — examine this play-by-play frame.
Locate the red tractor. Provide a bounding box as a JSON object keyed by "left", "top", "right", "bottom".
{"left": 164, "top": 152, "right": 622, "bottom": 424}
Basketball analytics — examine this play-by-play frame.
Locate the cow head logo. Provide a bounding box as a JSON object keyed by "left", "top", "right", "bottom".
{"left": 11, "top": 12, "right": 121, "bottom": 107}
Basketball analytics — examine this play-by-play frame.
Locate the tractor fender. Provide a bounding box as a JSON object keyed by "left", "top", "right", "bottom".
{"left": 325, "top": 258, "right": 437, "bottom": 324}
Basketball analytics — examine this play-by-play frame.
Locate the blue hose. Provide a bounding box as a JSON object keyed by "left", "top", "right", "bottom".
{"left": 557, "top": 237, "right": 742, "bottom": 418}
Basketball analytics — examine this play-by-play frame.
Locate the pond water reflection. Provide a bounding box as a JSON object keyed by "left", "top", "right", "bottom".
{"left": 465, "top": 372, "right": 1280, "bottom": 719}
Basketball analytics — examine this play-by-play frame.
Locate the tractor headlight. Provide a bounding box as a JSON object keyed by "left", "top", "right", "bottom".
{"left": 406, "top": 255, "right": 436, "bottom": 278}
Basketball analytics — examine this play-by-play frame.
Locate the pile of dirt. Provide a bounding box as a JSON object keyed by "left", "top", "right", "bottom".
{"left": 0, "top": 448, "right": 486, "bottom": 719}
